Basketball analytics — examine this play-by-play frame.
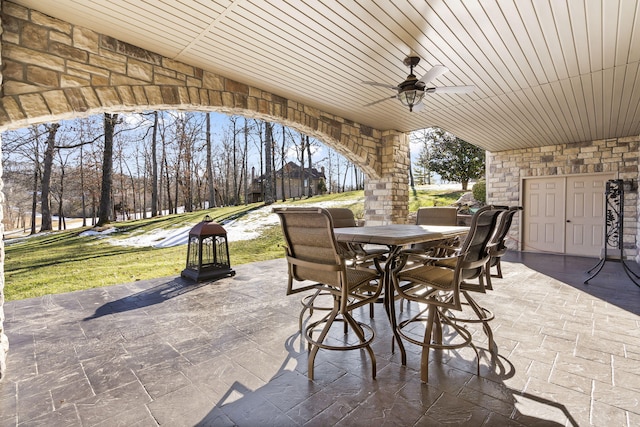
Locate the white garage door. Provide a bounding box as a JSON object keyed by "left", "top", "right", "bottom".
{"left": 523, "top": 174, "right": 614, "bottom": 256}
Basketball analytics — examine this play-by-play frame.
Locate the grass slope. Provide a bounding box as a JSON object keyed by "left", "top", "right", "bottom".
{"left": 4, "top": 187, "right": 465, "bottom": 301}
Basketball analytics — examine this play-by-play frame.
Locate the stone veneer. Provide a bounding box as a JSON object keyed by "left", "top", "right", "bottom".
{"left": 486, "top": 136, "right": 640, "bottom": 257}
{"left": 0, "top": 0, "right": 414, "bottom": 379}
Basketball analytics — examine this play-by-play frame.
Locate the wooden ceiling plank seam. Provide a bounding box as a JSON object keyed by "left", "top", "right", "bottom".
{"left": 469, "top": 0, "right": 539, "bottom": 88}
{"left": 134, "top": 0, "right": 212, "bottom": 29}
{"left": 513, "top": 86, "right": 563, "bottom": 142}
{"left": 290, "top": 1, "right": 414, "bottom": 91}
{"left": 172, "top": 0, "right": 230, "bottom": 19}
{"left": 601, "top": 0, "right": 620, "bottom": 69}
{"left": 456, "top": 97, "right": 539, "bottom": 146}
{"left": 447, "top": 103, "right": 538, "bottom": 150}
{"left": 558, "top": 77, "right": 588, "bottom": 143}
{"left": 619, "top": 62, "right": 640, "bottom": 135}
{"left": 512, "top": 85, "right": 563, "bottom": 143}
{"left": 590, "top": 70, "right": 605, "bottom": 140}
{"left": 175, "top": 0, "right": 244, "bottom": 59}
{"left": 601, "top": 67, "right": 615, "bottom": 139}
{"left": 439, "top": 0, "right": 523, "bottom": 92}
{"left": 530, "top": 0, "right": 570, "bottom": 81}
{"left": 548, "top": 0, "right": 581, "bottom": 78}
{"left": 608, "top": 65, "right": 630, "bottom": 137}
{"left": 578, "top": 74, "right": 598, "bottom": 139}
{"left": 509, "top": 88, "right": 562, "bottom": 142}
{"left": 514, "top": 0, "right": 560, "bottom": 83}
{"left": 496, "top": 0, "right": 550, "bottom": 85}
{"left": 551, "top": 78, "right": 580, "bottom": 141}
{"left": 567, "top": 74, "right": 594, "bottom": 142}
{"left": 625, "top": 2, "right": 640, "bottom": 64}
{"left": 215, "top": 7, "right": 362, "bottom": 88}
{"left": 197, "top": 11, "right": 365, "bottom": 94}
{"left": 585, "top": 0, "right": 604, "bottom": 72}
{"left": 614, "top": 0, "right": 640, "bottom": 66}
{"left": 494, "top": 93, "right": 553, "bottom": 145}
{"left": 75, "top": 0, "right": 205, "bottom": 42}
{"left": 411, "top": 2, "right": 511, "bottom": 94}
{"left": 279, "top": 1, "right": 407, "bottom": 86}
{"left": 567, "top": 0, "right": 592, "bottom": 76}
{"left": 533, "top": 83, "right": 576, "bottom": 143}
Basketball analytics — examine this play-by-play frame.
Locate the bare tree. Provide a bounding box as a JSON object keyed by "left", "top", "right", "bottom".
{"left": 97, "top": 113, "right": 118, "bottom": 226}
{"left": 264, "top": 121, "right": 274, "bottom": 204}
{"left": 40, "top": 123, "right": 61, "bottom": 232}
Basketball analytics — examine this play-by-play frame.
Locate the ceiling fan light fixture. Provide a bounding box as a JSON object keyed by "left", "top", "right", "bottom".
{"left": 398, "top": 88, "right": 425, "bottom": 112}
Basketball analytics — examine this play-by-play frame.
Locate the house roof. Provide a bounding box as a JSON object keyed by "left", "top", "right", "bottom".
{"left": 13, "top": 0, "right": 640, "bottom": 152}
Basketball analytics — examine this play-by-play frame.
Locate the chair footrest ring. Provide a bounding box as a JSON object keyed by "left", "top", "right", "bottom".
{"left": 305, "top": 318, "right": 375, "bottom": 351}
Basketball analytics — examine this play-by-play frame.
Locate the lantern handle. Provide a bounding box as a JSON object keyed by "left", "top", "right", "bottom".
{"left": 203, "top": 215, "right": 213, "bottom": 222}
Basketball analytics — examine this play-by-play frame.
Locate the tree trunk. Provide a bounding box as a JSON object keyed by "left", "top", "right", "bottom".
{"left": 206, "top": 112, "right": 216, "bottom": 208}
{"left": 97, "top": 113, "right": 117, "bottom": 226}
{"left": 280, "top": 125, "right": 286, "bottom": 201}
{"left": 30, "top": 165, "right": 38, "bottom": 235}
{"left": 264, "top": 122, "right": 274, "bottom": 204}
{"left": 40, "top": 123, "right": 60, "bottom": 232}
{"left": 151, "top": 111, "right": 159, "bottom": 216}
{"left": 80, "top": 142, "right": 87, "bottom": 226}
{"left": 306, "top": 135, "right": 313, "bottom": 196}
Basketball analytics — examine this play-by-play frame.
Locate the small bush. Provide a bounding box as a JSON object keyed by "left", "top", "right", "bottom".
{"left": 472, "top": 180, "right": 486, "bottom": 204}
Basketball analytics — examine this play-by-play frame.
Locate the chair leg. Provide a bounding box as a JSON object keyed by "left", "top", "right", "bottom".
{"left": 343, "top": 311, "right": 377, "bottom": 379}
{"left": 307, "top": 304, "right": 339, "bottom": 381}
{"left": 420, "top": 307, "right": 437, "bottom": 383}
{"left": 462, "top": 290, "right": 497, "bottom": 356}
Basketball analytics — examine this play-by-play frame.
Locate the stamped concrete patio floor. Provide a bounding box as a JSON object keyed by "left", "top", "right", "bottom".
{"left": 1, "top": 252, "right": 639, "bottom": 426}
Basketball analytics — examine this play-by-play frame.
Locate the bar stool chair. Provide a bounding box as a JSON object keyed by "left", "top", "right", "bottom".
{"left": 392, "top": 206, "right": 502, "bottom": 382}
{"left": 273, "top": 207, "right": 383, "bottom": 380}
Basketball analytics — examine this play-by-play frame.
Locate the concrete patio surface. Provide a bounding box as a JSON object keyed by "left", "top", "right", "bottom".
{"left": 0, "top": 252, "right": 638, "bottom": 426}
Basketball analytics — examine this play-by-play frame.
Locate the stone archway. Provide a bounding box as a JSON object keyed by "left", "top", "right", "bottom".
{"left": 0, "top": 0, "right": 410, "bottom": 378}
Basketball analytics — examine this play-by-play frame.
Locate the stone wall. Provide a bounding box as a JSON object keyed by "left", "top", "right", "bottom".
{"left": 487, "top": 136, "right": 640, "bottom": 257}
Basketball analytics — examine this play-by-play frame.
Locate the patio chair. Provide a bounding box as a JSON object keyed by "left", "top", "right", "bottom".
{"left": 405, "top": 206, "right": 462, "bottom": 263}
{"left": 273, "top": 207, "right": 383, "bottom": 380}
{"left": 325, "top": 208, "right": 388, "bottom": 268}
{"left": 392, "top": 205, "right": 503, "bottom": 382}
{"left": 487, "top": 206, "right": 523, "bottom": 281}
{"left": 326, "top": 208, "right": 388, "bottom": 318}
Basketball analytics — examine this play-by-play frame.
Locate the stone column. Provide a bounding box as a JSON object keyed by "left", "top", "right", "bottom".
{"left": 364, "top": 130, "right": 410, "bottom": 225}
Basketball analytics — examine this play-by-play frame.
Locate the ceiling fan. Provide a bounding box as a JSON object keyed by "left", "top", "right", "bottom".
{"left": 363, "top": 56, "right": 474, "bottom": 112}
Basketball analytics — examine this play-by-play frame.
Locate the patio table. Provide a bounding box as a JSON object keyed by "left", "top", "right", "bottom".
{"left": 334, "top": 224, "right": 470, "bottom": 365}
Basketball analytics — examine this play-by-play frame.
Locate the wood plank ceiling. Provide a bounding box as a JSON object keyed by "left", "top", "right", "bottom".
{"left": 13, "top": 0, "right": 640, "bottom": 152}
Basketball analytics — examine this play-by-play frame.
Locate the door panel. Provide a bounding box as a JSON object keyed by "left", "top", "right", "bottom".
{"left": 523, "top": 178, "right": 565, "bottom": 253}
{"left": 565, "top": 175, "right": 612, "bottom": 256}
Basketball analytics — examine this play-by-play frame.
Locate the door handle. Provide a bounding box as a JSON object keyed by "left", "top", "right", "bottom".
{"left": 566, "top": 220, "right": 571, "bottom": 223}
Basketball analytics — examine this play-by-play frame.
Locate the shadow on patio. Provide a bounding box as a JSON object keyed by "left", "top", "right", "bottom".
{"left": 1, "top": 253, "right": 638, "bottom": 426}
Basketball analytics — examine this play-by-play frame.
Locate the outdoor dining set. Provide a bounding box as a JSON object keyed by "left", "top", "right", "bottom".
{"left": 274, "top": 204, "right": 521, "bottom": 383}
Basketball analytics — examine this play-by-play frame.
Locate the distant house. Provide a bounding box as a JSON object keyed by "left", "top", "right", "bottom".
{"left": 249, "top": 162, "right": 326, "bottom": 202}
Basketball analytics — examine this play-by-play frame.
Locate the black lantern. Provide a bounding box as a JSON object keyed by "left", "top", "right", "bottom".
{"left": 181, "top": 215, "right": 235, "bottom": 281}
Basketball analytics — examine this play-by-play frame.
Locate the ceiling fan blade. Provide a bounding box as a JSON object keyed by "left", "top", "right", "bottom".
{"left": 418, "top": 65, "right": 449, "bottom": 85}
{"left": 364, "top": 95, "right": 397, "bottom": 107}
{"left": 362, "top": 81, "right": 398, "bottom": 90}
{"left": 429, "top": 85, "right": 475, "bottom": 94}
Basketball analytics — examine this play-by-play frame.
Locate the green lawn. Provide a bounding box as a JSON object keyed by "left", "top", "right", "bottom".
{"left": 4, "top": 187, "right": 465, "bottom": 301}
